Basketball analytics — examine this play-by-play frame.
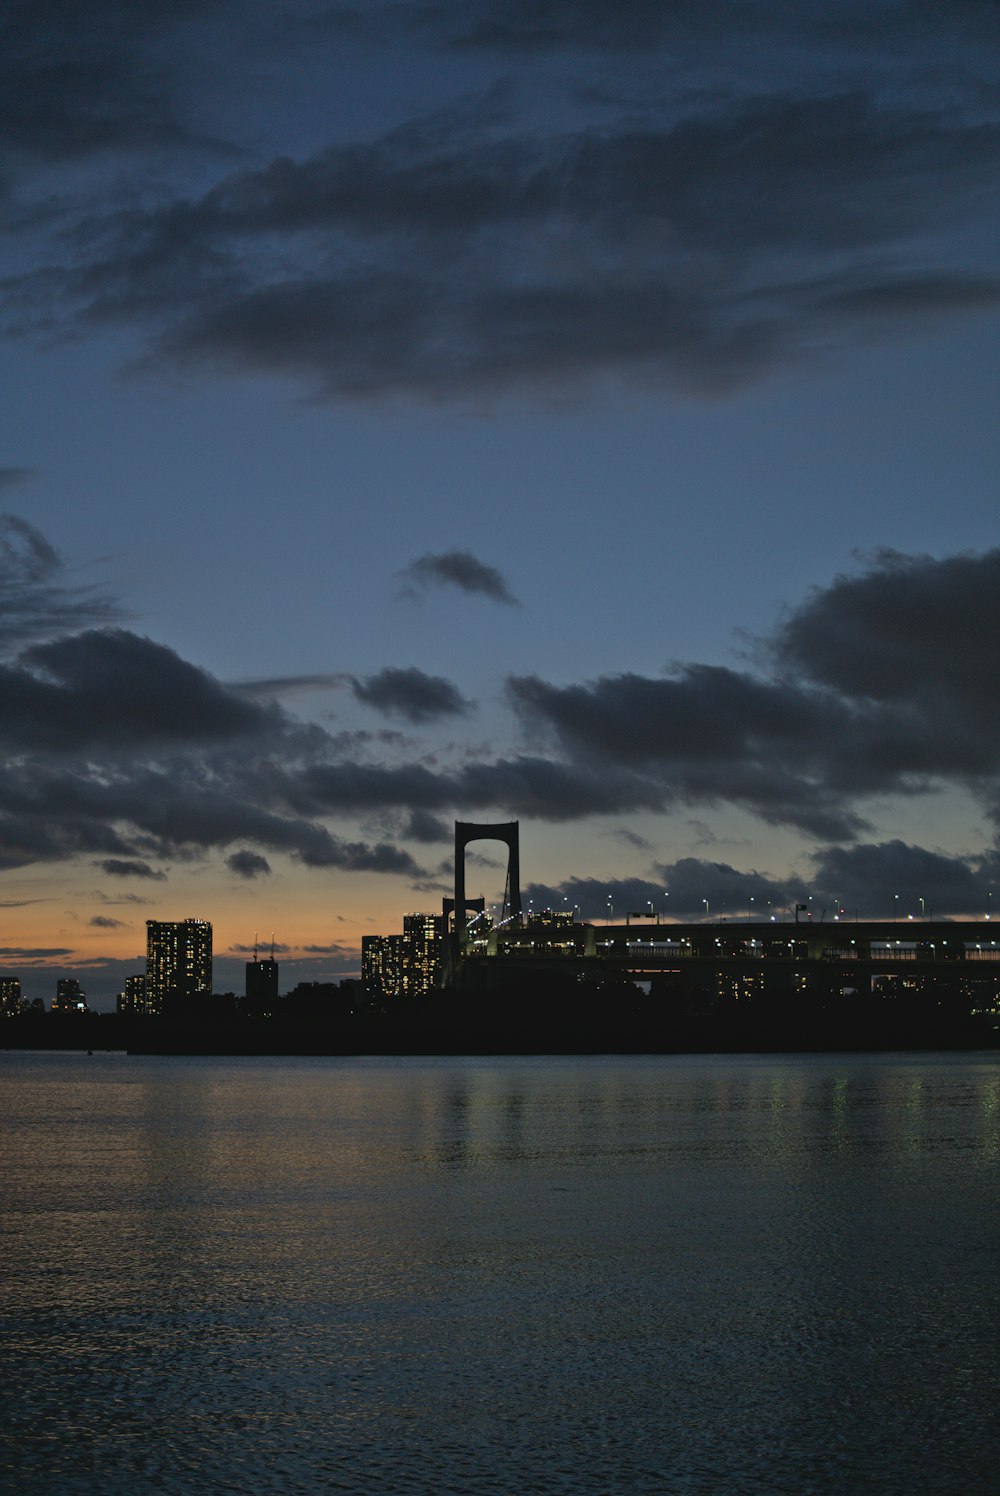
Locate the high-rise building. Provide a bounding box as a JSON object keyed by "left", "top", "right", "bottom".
{"left": 146, "top": 918, "right": 212, "bottom": 1015}
{"left": 402, "top": 913, "right": 444, "bottom": 998}
{"left": 361, "top": 934, "right": 405, "bottom": 999}
{"left": 117, "top": 974, "right": 148, "bottom": 1016}
{"left": 52, "top": 978, "right": 88, "bottom": 1015}
{"left": 245, "top": 956, "right": 279, "bottom": 1011}
{"left": 0, "top": 978, "right": 22, "bottom": 1018}
{"left": 363, "top": 916, "right": 444, "bottom": 999}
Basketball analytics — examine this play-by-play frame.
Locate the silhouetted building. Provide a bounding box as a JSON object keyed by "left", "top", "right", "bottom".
{"left": 1, "top": 978, "right": 22, "bottom": 1018}
{"left": 362, "top": 933, "right": 405, "bottom": 999}
{"left": 146, "top": 918, "right": 212, "bottom": 1015}
{"left": 117, "top": 974, "right": 148, "bottom": 1016}
{"left": 52, "top": 978, "right": 88, "bottom": 1015}
{"left": 245, "top": 957, "right": 279, "bottom": 1013}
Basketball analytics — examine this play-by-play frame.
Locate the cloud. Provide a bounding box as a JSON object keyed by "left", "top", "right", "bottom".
{"left": 0, "top": 0, "right": 239, "bottom": 181}
{"left": 524, "top": 856, "right": 791, "bottom": 921}
{"left": 505, "top": 545, "right": 1000, "bottom": 839}
{"left": 402, "top": 809, "right": 451, "bottom": 844}
{"left": 521, "top": 840, "right": 1000, "bottom": 924}
{"left": 89, "top": 914, "right": 127, "bottom": 928}
{"left": 0, "top": 516, "right": 124, "bottom": 651}
{"left": 309, "top": 1, "right": 1000, "bottom": 59}
{"left": 398, "top": 551, "right": 518, "bottom": 604}
{"left": 808, "top": 840, "right": 994, "bottom": 919}
{"left": 98, "top": 859, "right": 166, "bottom": 880}
{"left": 232, "top": 673, "right": 346, "bottom": 700}
{"left": 226, "top": 849, "right": 272, "bottom": 879}
{"left": 775, "top": 547, "right": 1000, "bottom": 718}
{"left": 2, "top": 4, "right": 998, "bottom": 404}
{"left": 8, "top": 518, "right": 1000, "bottom": 915}
{"left": 0, "top": 946, "right": 73, "bottom": 959}
{"left": 0, "top": 468, "right": 34, "bottom": 489}
{"left": 3, "top": 628, "right": 277, "bottom": 751}
{"left": 507, "top": 669, "right": 872, "bottom": 839}
{"left": 352, "top": 666, "right": 473, "bottom": 722}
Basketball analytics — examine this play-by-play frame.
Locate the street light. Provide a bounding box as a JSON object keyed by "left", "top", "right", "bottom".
{"left": 893, "top": 894, "right": 899, "bottom": 924}
{"left": 703, "top": 898, "right": 710, "bottom": 921}
{"left": 748, "top": 895, "right": 754, "bottom": 923}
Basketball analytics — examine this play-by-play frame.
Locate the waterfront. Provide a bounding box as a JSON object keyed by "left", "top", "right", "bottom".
{"left": 3, "top": 1052, "right": 999, "bottom": 1493}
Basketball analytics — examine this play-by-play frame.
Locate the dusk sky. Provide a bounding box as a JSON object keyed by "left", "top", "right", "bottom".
{"left": 2, "top": 0, "right": 999, "bottom": 1006}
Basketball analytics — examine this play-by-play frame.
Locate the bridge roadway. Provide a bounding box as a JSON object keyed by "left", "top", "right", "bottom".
{"left": 492, "top": 917, "right": 1000, "bottom": 971}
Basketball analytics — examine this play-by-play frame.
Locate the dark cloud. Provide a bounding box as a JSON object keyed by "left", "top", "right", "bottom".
{"left": 523, "top": 840, "right": 1000, "bottom": 924}
{"left": 525, "top": 857, "right": 791, "bottom": 922}
{"left": 775, "top": 548, "right": 1000, "bottom": 718}
{"left": 0, "top": 628, "right": 275, "bottom": 752}
{"left": 316, "top": 1, "right": 1000, "bottom": 57}
{"left": 0, "top": 0, "right": 239, "bottom": 182}
{"left": 0, "top": 516, "right": 123, "bottom": 650}
{"left": 0, "top": 468, "right": 34, "bottom": 488}
{"left": 398, "top": 551, "right": 518, "bottom": 604}
{"left": 0, "top": 750, "right": 430, "bottom": 878}
{"left": 403, "top": 809, "right": 451, "bottom": 844}
{"left": 7, "top": 517, "right": 1000, "bottom": 913}
{"left": 2, "top": 3, "right": 998, "bottom": 401}
{"left": 808, "top": 840, "right": 994, "bottom": 919}
{"left": 226, "top": 849, "right": 272, "bottom": 879}
{"left": 0, "top": 946, "right": 73, "bottom": 959}
{"left": 89, "top": 914, "right": 126, "bottom": 928}
{"left": 98, "top": 859, "right": 166, "bottom": 880}
{"left": 289, "top": 754, "right": 665, "bottom": 823}
{"left": 506, "top": 545, "right": 1000, "bottom": 839}
{"left": 232, "top": 673, "right": 345, "bottom": 700}
{"left": 352, "top": 666, "right": 473, "bottom": 723}
{"left": 507, "top": 669, "right": 872, "bottom": 839}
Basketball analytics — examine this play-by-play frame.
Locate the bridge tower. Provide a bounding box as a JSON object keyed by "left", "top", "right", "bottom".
{"left": 453, "top": 820, "right": 522, "bottom": 950}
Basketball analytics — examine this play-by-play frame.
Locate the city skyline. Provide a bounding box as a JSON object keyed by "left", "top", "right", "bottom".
{"left": 2, "top": 4, "right": 1000, "bottom": 1009}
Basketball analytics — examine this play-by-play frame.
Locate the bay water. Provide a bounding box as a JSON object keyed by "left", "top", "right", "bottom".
{"left": 3, "top": 1051, "right": 998, "bottom": 1493}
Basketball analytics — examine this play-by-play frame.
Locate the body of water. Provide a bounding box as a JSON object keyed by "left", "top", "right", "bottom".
{"left": 3, "top": 1051, "right": 998, "bottom": 1492}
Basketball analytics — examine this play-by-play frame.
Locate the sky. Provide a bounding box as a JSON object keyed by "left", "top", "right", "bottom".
{"left": 2, "top": 0, "right": 1000, "bottom": 1008}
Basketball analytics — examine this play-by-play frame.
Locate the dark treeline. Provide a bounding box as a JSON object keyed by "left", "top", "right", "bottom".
{"left": 3, "top": 969, "right": 997, "bottom": 1055}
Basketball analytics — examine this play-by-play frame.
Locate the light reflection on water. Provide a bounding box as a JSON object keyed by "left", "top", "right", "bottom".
{"left": 3, "top": 1052, "right": 999, "bottom": 1493}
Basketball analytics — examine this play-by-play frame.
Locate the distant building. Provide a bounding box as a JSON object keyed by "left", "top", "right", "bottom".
{"left": 117, "top": 974, "right": 148, "bottom": 1016}
{"left": 146, "top": 918, "right": 213, "bottom": 1015}
{"left": 361, "top": 933, "right": 405, "bottom": 1000}
{"left": 363, "top": 916, "right": 444, "bottom": 999}
{"left": 402, "top": 913, "right": 444, "bottom": 997}
{"left": 0, "top": 978, "right": 22, "bottom": 1018}
{"left": 52, "top": 978, "right": 88, "bottom": 1015}
{"left": 245, "top": 957, "right": 279, "bottom": 1012}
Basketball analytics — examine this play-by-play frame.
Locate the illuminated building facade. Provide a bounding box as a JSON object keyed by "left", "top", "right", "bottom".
{"left": 1, "top": 978, "right": 22, "bottom": 1017}
{"left": 117, "top": 974, "right": 148, "bottom": 1016}
{"left": 361, "top": 919, "right": 443, "bottom": 1000}
{"left": 146, "top": 918, "right": 213, "bottom": 1014}
{"left": 362, "top": 934, "right": 405, "bottom": 1000}
{"left": 52, "top": 978, "right": 88, "bottom": 1014}
{"left": 402, "top": 913, "right": 444, "bottom": 997}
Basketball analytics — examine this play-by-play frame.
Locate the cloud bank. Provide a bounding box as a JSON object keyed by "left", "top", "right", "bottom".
{"left": 4, "top": 517, "right": 1000, "bottom": 916}
{"left": 2, "top": 3, "right": 997, "bottom": 402}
